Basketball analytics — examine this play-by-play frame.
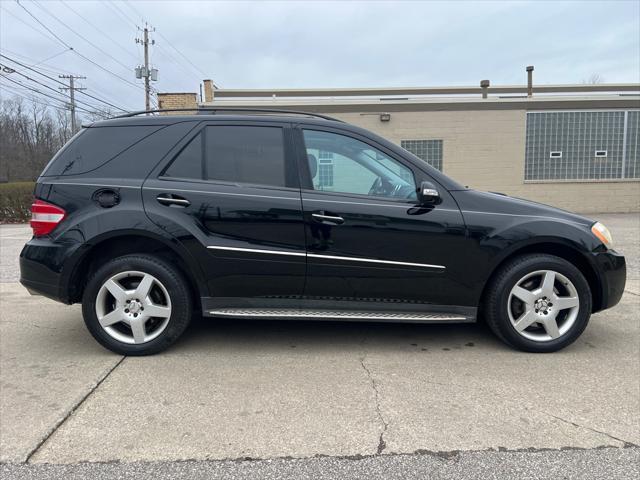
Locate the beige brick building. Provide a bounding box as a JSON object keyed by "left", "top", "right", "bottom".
{"left": 158, "top": 82, "right": 640, "bottom": 213}
{"left": 157, "top": 92, "right": 198, "bottom": 112}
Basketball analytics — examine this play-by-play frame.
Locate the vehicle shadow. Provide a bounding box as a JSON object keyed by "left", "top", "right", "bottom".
{"left": 170, "top": 315, "right": 506, "bottom": 355}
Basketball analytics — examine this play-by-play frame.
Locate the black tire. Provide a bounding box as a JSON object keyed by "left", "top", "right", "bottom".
{"left": 82, "top": 254, "right": 193, "bottom": 355}
{"left": 483, "top": 254, "right": 592, "bottom": 353}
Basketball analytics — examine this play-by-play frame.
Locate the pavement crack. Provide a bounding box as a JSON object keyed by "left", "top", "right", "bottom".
{"left": 24, "top": 356, "right": 126, "bottom": 463}
{"left": 417, "top": 378, "right": 638, "bottom": 448}
{"left": 541, "top": 411, "right": 638, "bottom": 447}
{"left": 359, "top": 356, "right": 389, "bottom": 455}
{"left": 623, "top": 289, "right": 639, "bottom": 297}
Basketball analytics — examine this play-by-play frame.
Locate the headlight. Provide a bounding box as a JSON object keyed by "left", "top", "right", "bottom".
{"left": 591, "top": 222, "right": 613, "bottom": 248}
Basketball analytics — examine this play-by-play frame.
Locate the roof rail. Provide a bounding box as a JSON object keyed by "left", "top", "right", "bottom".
{"left": 111, "top": 107, "right": 344, "bottom": 122}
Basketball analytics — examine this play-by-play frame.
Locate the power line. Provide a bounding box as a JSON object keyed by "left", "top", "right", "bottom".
{"left": 14, "top": 0, "right": 74, "bottom": 49}
{"left": 122, "top": 0, "right": 209, "bottom": 80}
{"left": 1, "top": 76, "right": 104, "bottom": 116}
{"left": 0, "top": 48, "right": 128, "bottom": 112}
{"left": 1, "top": 73, "right": 111, "bottom": 116}
{"left": 1, "top": 63, "right": 71, "bottom": 99}
{"left": 0, "top": 64, "right": 113, "bottom": 115}
{"left": 0, "top": 48, "right": 71, "bottom": 76}
{"left": 13, "top": 1, "right": 144, "bottom": 92}
{"left": 122, "top": 0, "right": 145, "bottom": 23}
{"left": 0, "top": 54, "right": 128, "bottom": 112}
{"left": 154, "top": 30, "right": 209, "bottom": 79}
{"left": 0, "top": 84, "right": 71, "bottom": 113}
{"left": 107, "top": 1, "right": 138, "bottom": 28}
{"left": 31, "top": 0, "right": 134, "bottom": 74}
{"left": 152, "top": 43, "right": 200, "bottom": 86}
{"left": 0, "top": 5, "right": 61, "bottom": 45}
{"left": 60, "top": 0, "right": 139, "bottom": 63}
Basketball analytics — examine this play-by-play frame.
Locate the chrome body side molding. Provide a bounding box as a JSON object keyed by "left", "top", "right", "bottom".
{"left": 207, "top": 245, "right": 306, "bottom": 257}
{"left": 207, "top": 245, "right": 445, "bottom": 270}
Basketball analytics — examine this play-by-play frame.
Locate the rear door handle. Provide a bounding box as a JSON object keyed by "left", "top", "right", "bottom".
{"left": 156, "top": 194, "right": 190, "bottom": 207}
{"left": 311, "top": 212, "right": 344, "bottom": 225}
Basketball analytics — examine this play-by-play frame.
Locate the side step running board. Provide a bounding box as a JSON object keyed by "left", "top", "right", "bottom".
{"left": 207, "top": 308, "right": 473, "bottom": 323}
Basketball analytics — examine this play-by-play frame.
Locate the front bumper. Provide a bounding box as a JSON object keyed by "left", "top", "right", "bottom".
{"left": 592, "top": 248, "right": 626, "bottom": 312}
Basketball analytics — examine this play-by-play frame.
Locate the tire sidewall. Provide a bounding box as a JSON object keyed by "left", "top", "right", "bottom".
{"left": 82, "top": 255, "right": 192, "bottom": 355}
{"left": 491, "top": 255, "right": 592, "bottom": 352}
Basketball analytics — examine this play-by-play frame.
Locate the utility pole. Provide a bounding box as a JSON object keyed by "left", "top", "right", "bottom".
{"left": 59, "top": 75, "right": 86, "bottom": 133}
{"left": 135, "top": 24, "right": 157, "bottom": 113}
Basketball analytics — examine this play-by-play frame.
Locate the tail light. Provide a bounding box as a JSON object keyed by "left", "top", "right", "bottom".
{"left": 30, "top": 199, "right": 66, "bottom": 237}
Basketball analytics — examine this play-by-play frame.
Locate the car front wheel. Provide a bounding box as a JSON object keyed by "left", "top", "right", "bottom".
{"left": 484, "top": 254, "right": 592, "bottom": 352}
{"left": 82, "top": 254, "right": 193, "bottom": 355}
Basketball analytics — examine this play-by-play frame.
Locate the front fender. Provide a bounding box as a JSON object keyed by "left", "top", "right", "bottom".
{"left": 481, "top": 219, "right": 601, "bottom": 277}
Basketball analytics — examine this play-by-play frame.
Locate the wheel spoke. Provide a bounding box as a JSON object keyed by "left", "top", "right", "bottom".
{"left": 512, "top": 286, "right": 536, "bottom": 305}
{"left": 130, "top": 318, "right": 146, "bottom": 344}
{"left": 145, "top": 304, "right": 171, "bottom": 319}
{"left": 135, "top": 274, "right": 155, "bottom": 300}
{"left": 540, "top": 271, "right": 556, "bottom": 297}
{"left": 98, "top": 309, "right": 124, "bottom": 327}
{"left": 97, "top": 270, "right": 172, "bottom": 345}
{"left": 513, "top": 310, "right": 537, "bottom": 332}
{"left": 554, "top": 296, "right": 579, "bottom": 310}
{"left": 104, "top": 279, "right": 127, "bottom": 304}
{"left": 543, "top": 317, "right": 561, "bottom": 339}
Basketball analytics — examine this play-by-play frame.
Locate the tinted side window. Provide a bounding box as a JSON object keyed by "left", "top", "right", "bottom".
{"left": 163, "top": 133, "right": 203, "bottom": 179}
{"left": 42, "top": 125, "right": 162, "bottom": 176}
{"left": 205, "top": 126, "right": 285, "bottom": 187}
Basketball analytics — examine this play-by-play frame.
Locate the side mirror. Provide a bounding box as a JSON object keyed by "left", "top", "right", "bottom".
{"left": 417, "top": 181, "right": 440, "bottom": 205}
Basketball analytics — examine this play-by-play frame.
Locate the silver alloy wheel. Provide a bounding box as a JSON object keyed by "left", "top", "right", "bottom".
{"left": 95, "top": 270, "right": 172, "bottom": 344}
{"left": 507, "top": 269, "right": 580, "bottom": 342}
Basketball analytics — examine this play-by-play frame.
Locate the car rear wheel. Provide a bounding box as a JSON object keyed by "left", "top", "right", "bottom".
{"left": 82, "top": 254, "right": 192, "bottom": 355}
{"left": 484, "top": 254, "right": 592, "bottom": 352}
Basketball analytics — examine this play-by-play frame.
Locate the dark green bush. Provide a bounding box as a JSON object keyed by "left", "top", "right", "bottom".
{"left": 0, "top": 182, "right": 35, "bottom": 223}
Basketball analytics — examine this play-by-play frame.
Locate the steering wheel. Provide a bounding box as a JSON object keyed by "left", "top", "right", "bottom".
{"left": 368, "top": 177, "right": 385, "bottom": 196}
{"left": 369, "top": 177, "right": 415, "bottom": 199}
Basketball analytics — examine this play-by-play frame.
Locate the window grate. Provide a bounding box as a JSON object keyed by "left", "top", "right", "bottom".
{"left": 625, "top": 111, "right": 640, "bottom": 179}
{"left": 525, "top": 111, "right": 639, "bottom": 181}
{"left": 318, "top": 163, "right": 334, "bottom": 189}
{"left": 401, "top": 139, "right": 443, "bottom": 171}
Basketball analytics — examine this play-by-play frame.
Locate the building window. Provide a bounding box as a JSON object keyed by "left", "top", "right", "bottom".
{"left": 401, "top": 139, "right": 443, "bottom": 171}
{"left": 316, "top": 150, "right": 334, "bottom": 189}
{"left": 626, "top": 111, "right": 640, "bottom": 179}
{"left": 318, "top": 163, "right": 334, "bottom": 188}
{"left": 318, "top": 150, "right": 333, "bottom": 160}
{"left": 525, "top": 111, "right": 639, "bottom": 181}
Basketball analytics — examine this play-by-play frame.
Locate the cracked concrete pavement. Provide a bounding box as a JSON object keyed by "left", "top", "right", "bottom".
{"left": 359, "top": 356, "right": 389, "bottom": 455}
{"left": 1, "top": 214, "right": 639, "bottom": 478}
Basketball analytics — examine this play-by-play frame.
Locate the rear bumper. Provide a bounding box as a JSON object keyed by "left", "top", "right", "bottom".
{"left": 592, "top": 249, "right": 626, "bottom": 312}
{"left": 20, "top": 262, "right": 64, "bottom": 301}
{"left": 19, "top": 237, "right": 81, "bottom": 304}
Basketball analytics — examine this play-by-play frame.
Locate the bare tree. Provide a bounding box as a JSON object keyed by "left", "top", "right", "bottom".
{"left": 583, "top": 73, "right": 604, "bottom": 84}
{"left": 0, "top": 96, "right": 68, "bottom": 181}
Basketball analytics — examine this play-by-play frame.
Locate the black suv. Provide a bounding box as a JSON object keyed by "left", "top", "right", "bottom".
{"left": 20, "top": 109, "right": 626, "bottom": 355}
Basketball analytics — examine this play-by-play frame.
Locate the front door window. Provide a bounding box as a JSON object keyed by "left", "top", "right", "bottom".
{"left": 302, "top": 130, "right": 417, "bottom": 200}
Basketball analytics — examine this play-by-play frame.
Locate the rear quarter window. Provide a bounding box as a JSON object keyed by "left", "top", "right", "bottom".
{"left": 41, "top": 125, "right": 162, "bottom": 176}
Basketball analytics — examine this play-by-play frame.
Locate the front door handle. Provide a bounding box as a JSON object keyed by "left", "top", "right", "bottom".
{"left": 156, "top": 194, "right": 190, "bottom": 207}
{"left": 311, "top": 212, "right": 344, "bottom": 225}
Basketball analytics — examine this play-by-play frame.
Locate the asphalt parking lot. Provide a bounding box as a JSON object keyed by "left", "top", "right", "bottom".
{"left": 1, "top": 214, "right": 638, "bottom": 479}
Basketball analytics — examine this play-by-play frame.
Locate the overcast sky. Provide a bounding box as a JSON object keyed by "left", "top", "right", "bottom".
{"left": 1, "top": 0, "right": 638, "bottom": 114}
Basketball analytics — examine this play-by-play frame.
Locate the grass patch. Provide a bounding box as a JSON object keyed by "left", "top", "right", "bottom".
{"left": 0, "top": 182, "right": 35, "bottom": 223}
